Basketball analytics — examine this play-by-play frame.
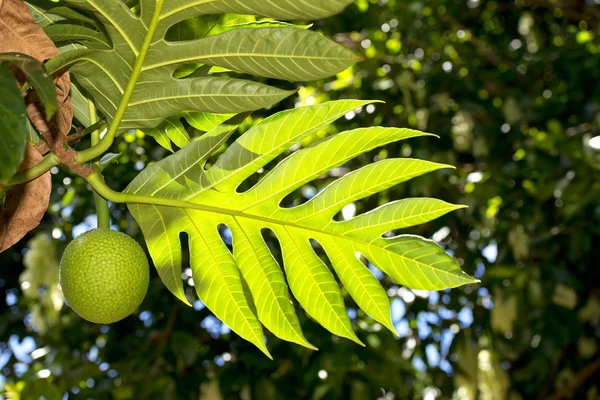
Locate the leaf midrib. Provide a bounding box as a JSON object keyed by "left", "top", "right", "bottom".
{"left": 86, "top": 0, "right": 140, "bottom": 55}
{"left": 142, "top": 53, "right": 357, "bottom": 72}
{"left": 282, "top": 225, "right": 357, "bottom": 340}
{"left": 292, "top": 163, "right": 447, "bottom": 225}
{"left": 341, "top": 204, "right": 463, "bottom": 235}
{"left": 131, "top": 196, "right": 470, "bottom": 283}
{"left": 233, "top": 215, "right": 311, "bottom": 347}
{"left": 47, "top": 52, "right": 126, "bottom": 94}
{"left": 184, "top": 208, "right": 266, "bottom": 350}
{"left": 159, "top": 1, "right": 231, "bottom": 20}
{"left": 128, "top": 91, "right": 288, "bottom": 107}
{"left": 26, "top": 3, "right": 55, "bottom": 25}
{"left": 328, "top": 239, "right": 389, "bottom": 324}
{"left": 49, "top": 29, "right": 107, "bottom": 46}
{"left": 150, "top": 204, "right": 185, "bottom": 301}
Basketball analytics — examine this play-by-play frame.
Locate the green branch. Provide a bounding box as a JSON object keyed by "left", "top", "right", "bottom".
{"left": 76, "top": 0, "right": 164, "bottom": 164}
{"left": 8, "top": 154, "right": 60, "bottom": 186}
{"left": 20, "top": 81, "right": 31, "bottom": 94}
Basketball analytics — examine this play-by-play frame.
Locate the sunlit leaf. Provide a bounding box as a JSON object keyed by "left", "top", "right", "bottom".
{"left": 125, "top": 101, "right": 475, "bottom": 355}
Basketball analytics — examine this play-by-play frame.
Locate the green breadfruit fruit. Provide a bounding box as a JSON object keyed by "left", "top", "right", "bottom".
{"left": 59, "top": 228, "right": 149, "bottom": 324}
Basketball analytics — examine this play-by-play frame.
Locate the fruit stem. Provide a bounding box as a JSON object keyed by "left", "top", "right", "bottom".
{"left": 89, "top": 99, "right": 111, "bottom": 229}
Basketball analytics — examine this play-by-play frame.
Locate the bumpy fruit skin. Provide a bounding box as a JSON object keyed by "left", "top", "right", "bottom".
{"left": 59, "top": 228, "right": 149, "bottom": 324}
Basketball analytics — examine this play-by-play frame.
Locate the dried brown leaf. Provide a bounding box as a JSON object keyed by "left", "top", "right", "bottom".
{"left": 0, "top": 144, "right": 52, "bottom": 253}
{"left": 0, "top": 0, "right": 58, "bottom": 60}
{"left": 0, "top": 0, "right": 72, "bottom": 137}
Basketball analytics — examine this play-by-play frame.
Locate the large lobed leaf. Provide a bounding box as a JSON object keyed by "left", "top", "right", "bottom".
{"left": 43, "top": 0, "right": 359, "bottom": 133}
{"left": 125, "top": 101, "right": 476, "bottom": 357}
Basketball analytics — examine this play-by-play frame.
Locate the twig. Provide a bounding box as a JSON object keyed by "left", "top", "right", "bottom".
{"left": 439, "top": 15, "right": 514, "bottom": 68}
{"left": 26, "top": 101, "right": 92, "bottom": 178}
{"left": 34, "top": 128, "right": 89, "bottom": 154}
{"left": 539, "top": 345, "right": 569, "bottom": 399}
{"left": 526, "top": 0, "right": 600, "bottom": 29}
{"left": 142, "top": 308, "right": 178, "bottom": 396}
{"left": 54, "top": 129, "right": 93, "bottom": 178}
{"left": 548, "top": 357, "right": 600, "bottom": 400}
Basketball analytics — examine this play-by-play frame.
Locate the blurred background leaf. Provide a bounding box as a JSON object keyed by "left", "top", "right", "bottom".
{"left": 1, "top": 0, "right": 600, "bottom": 399}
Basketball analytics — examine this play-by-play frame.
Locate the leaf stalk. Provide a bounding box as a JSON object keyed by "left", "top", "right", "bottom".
{"left": 76, "top": 0, "right": 165, "bottom": 164}
{"left": 7, "top": 154, "right": 60, "bottom": 186}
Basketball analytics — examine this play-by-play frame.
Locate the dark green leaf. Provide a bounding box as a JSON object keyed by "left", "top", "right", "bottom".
{"left": 0, "top": 52, "right": 57, "bottom": 118}
{"left": 0, "top": 64, "right": 27, "bottom": 184}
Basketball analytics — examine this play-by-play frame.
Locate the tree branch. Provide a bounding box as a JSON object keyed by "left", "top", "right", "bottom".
{"left": 34, "top": 127, "right": 91, "bottom": 155}
{"left": 548, "top": 357, "right": 600, "bottom": 400}
{"left": 5, "top": 154, "right": 60, "bottom": 187}
{"left": 143, "top": 307, "right": 177, "bottom": 397}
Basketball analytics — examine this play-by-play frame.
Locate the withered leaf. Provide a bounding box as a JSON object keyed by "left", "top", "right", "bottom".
{"left": 0, "top": 0, "right": 72, "bottom": 137}
{"left": 0, "top": 144, "right": 52, "bottom": 253}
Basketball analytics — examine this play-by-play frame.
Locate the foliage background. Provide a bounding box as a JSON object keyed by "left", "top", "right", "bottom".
{"left": 1, "top": 0, "right": 600, "bottom": 398}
